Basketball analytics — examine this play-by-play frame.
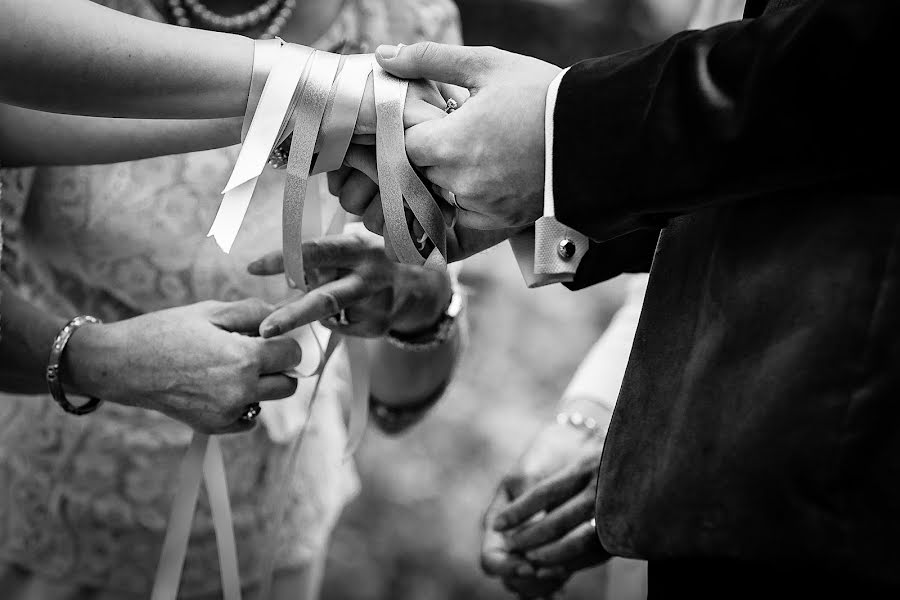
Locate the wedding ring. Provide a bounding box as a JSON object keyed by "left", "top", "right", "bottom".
{"left": 590, "top": 517, "right": 597, "bottom": 531}
{"left": 446, "top": 190, "right": 459, "bottom": 209}
{"left": 240, "top": 403, "right": 262, "bottom": 424}
{"left": 328, "top": 308, "right": 350, "bottom": 326}
{"left": 445, "top": 98, "right": 459, "bottom": 114}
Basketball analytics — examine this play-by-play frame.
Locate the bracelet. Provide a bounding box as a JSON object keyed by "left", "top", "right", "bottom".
{"left": 556, "top": 411, "right": 604, "bottom": 438}
{"left": 370, "top": 377, "right": 450, "bottom": 435}
{"left": 46, "top": 315, "right": 104, "bottom": 416}
{"left": 386, "top": 287, "right": 464, "bottom": 352}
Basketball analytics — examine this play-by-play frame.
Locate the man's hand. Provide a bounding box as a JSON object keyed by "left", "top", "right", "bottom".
{"left": 68, "top": 299, "right": 302, "bottom": 434}
{"left": 248, "top": 232, "right": 452, "bottom": 338}
{"left": 327, "top": 144, "right": 523, "bottom": 262}
{"left": 375, "top": 42, "right": 561, "bottom": 230}
{"left": 481, "top": 421, "right": 610, "bottom": 597}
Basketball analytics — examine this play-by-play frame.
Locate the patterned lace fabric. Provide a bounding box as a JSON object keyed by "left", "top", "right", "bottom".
{"left": 0, "top": 1, "right": 461, "bottom": 597}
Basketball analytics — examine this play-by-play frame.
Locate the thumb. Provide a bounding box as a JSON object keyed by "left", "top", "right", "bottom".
{"left": 207, "top": 298, "right": 274, "bottom": 334}
{"left": 375, "top": 42, "right": 496, "bottom": 90}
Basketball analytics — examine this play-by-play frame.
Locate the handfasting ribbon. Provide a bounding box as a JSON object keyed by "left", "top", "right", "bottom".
{"left": 311, "top": 54, "right": 373, "bottom": 174}
{"left": 241, "top": 38, "right": 285, "bottom": 142}
{"left": 372, "top": 61, "right": 447, "bottom": 269}
{"left": 282, "top": 50, "right": 342, "bottom": 289}
{"left": 209, "top": 44, "right": 313, "bottom": 253}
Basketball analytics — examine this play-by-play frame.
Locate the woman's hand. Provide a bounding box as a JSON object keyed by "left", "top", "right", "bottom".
{"left": 353, "top": 77, "right": 447, "bottom": 141}
{"left": 247, "top": 232, "right": 452, "bottom": 338}
{"left": 481, "top": 422, "right": 610, "bottom": 597}
{"left": 68, "top": 299, "right": 303, "bottom": 434}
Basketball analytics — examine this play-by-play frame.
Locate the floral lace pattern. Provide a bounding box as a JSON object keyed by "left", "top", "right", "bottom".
{"left": 0, "top": 0, "right": 461, "bottom": 596}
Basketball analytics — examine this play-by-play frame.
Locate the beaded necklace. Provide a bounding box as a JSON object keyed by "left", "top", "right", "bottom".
{"left": 167, "top": 0, "right": 296, "bottom": 39}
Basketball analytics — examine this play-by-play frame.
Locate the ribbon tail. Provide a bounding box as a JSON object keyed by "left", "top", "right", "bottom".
{"left": 204, "top": 436, "right": 242, "bottom": 600}
{"left": 343, "top": 336, "right": 372, "bottom": 460}
{"left": 207, "top": 178, "right": 258, "bottom": 253}
{"left": 151, "top": 433, "right": 210, "bottom": 600}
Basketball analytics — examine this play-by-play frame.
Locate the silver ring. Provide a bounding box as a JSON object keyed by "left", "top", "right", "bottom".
{"left": 590, "top": 517, "right": 597, "bottom": 531}
{"left": 240, "top": 403, "right": 261, "bottom": 423}
{"left": 328, "top": 308, "right": 350, "bottom": 326}
{"left": 445, "top": 98, "right": 459, "bottom": 114}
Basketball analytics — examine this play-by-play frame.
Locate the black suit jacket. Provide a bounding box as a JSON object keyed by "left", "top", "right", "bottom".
{"left": 553, "top": 0, "right": 900, "bottom": 583}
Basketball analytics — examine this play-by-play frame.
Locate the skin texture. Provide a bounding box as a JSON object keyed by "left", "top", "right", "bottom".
{"left": 482, "top": 422, "right": 610, "bottom": 598}
{"left": 376, "top": 42, "right": 561, "bottom": 231}
{"left": 0, "top": 285, "right": 302, "bottom": 434}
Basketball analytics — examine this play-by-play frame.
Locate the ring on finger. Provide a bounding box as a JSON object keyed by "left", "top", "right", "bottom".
{"left": 239, "top": 403, "right": 261, "bottom": 424}
{"left": 445, "top": 98, "right": 459, "bottom": 114}
{"left": 328, "top": 308, "right": 351, "bottom": 327}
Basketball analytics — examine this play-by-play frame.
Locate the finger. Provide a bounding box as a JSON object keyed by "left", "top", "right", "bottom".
{"left": 207, "top": 298, "right": 274, "bottom": 334}
{"left": 494, "top": 470, "right": 590, "bottom": 531}
{"left": 500, "top": 575, "right": 567, "bottom": 599}
{"left": 338, "top": 169, "right": 379, "bottom": 216}
{"left": 260, "top": 274, "right": 369, "bottom": 337}
{"left": 256, "top": 373, "right": 299, "bottom": 401}
{"left": 247, "top": 251, "right": 285, "bottom": 276}
{"left": 456, "top": 207, "right": 499, "bottom": 231}
{"left": 404, "top": 119, "right": 458, "bottom": 167}
{"left": 362, "top": 194, "right": 385, "bottom": 235}
{"left": 525, "top": 521, "right": 603, "bottom": 566}
{"left": 437, "top": 82, "right": 470, "bottom": 106}
{"left": 404, "top": 98, "right": 447, "bottom": 129}
{"left": 255, "top": 335, "right": 303, "bottom": 373}
{"left": 344, "top": 144, "right": 379, "bottom": 183}
{"left": 302, "top": 234, "right": 372, "bottom": 270}
{"left": 375, "top": 42, "right": 497, "bottom": 89}
{"left": 480, "top": 547, "right": 532, "bottom": 578}
{"left": 327, "top": 165, "right": 354, "bottom": 197}
{"left": 507, "top": 493, "right": 595, "bottom": 551}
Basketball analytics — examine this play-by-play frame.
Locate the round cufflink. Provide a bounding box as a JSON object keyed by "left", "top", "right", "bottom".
{"left": 557, "top": 238, "right": 577, "bottom": 260}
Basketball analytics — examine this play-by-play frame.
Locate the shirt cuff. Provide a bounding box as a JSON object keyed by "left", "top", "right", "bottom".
{"left": 509, "top": 67, "right": 589, "bottom": 288}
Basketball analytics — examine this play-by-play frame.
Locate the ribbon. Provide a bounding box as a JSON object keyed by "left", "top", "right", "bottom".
{"left": 177, "top": 39, "right": 453, "bottom": 600}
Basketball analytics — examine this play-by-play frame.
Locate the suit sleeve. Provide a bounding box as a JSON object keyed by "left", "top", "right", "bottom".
{"left": 552, "top": 0, "right": 900, "bottom": 241}
{"left": 565, "top": 228, "right": 659, "bottom": 291}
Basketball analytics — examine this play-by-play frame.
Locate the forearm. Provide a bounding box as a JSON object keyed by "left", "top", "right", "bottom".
{"left": 554, "top": 0, "right": 900, "bottom": 240}
{"left": 0, "top": 279, "right": 106, "bottom": 396}
{"left": 0, "top": 0, "right": 253, "bottom": 119}
{"left": 367, "top": 320, "right": 462, "bottom": 406}
{"left": 0, "top": 104, "right": 242, "bottom": 166}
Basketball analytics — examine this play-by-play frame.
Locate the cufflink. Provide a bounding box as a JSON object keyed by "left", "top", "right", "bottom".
{"left": 557, "top": 238, "right": 577, "bottom": 261}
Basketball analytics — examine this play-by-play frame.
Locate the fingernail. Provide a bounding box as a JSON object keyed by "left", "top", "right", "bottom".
{"left": 536, "top": 567, "right": 565, "bottom": 579}
{"left": 516, "top": 564, "right": 534, "bottom": 577}
{"left": 492, "top": 516, "right": 508, "bottom": 531}
{"left": 247, "top": 260, "right": 261, "bottom": 272}
{"left": 261, "top": 324, "right": 279, "bottom": 338}
{"left": 376, "top": 45, "right": 398, "bottom": 60}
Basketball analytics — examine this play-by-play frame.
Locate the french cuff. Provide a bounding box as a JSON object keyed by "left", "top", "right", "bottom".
{"left": 510, "top": 67, "right": 589, "bottom": 288}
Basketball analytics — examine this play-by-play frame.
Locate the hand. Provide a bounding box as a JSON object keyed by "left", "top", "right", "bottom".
{"left": 353, "top": 75, "right": 447, "bottom": 141}
{"left": 247, "top": 232, "right": 452, "bottom": 338}
{"left": 375, "top": 43, "right": 562, "bottom": 230}
{"left": 481, "top": 421, "right": 610, "bottom": 597}
{"left": 482, "top": 483, "right": 569, "bottom": 600}
{"left": 328, "top": 144, "right": 523, "bottom": 262}
{"left": 68, "top": 299, "right": 302, "bottom": 434}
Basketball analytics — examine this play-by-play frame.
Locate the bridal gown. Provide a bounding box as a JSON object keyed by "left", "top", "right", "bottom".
{"left": 0, "top": 1, "right": 462, "bottom": 597}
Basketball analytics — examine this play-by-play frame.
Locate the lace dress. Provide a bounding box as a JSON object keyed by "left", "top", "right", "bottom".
{"left": 0, "top": 1, "right": 461, "bottom": 597}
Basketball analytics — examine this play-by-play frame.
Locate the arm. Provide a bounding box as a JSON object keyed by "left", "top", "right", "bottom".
{"left": 0, "top": 105, "right": 242, "bottom": 166}
{"left": 554, "top": 0, "right": 900, "bottom": 240}
{"left": 0, "top": 0, "right": 253, "bottom": 119}
{"left": 0, "top": 278, "right": 302, "bottom": 433}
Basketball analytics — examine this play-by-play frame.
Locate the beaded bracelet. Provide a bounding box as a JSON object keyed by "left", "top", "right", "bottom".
{"left": 46, "top": 315, "right": 104, "bottom": 416}
{"left": 556, "top": 411, "right": 604, "bottom": 438}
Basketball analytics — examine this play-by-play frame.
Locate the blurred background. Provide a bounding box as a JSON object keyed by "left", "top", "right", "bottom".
{"left": 322, "top": 2, "right": 696, "bottom": 598}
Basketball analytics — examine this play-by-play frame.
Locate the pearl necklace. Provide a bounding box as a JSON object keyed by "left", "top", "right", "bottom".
{"left": 168, "top": 0, "right": 296, "bottom": 39}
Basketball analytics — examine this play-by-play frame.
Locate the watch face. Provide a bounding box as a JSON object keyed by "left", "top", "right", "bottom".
{"left": 446, "top": 290, "right": 464, "bottom": 319}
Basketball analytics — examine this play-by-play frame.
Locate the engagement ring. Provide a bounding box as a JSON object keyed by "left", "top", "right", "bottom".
{"left": 240, "top": 403, "right": 261, "bottom": 423}
{"left": 445, "top": 98, "right": 458, "bottom": 114}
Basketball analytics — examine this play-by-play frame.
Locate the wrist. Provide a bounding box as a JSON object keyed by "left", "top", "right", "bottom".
{"left": 389, "top": 266, "right": 452, "bottom": 336}
{"left": 63, "top": 322, "right": 122, "bottom": 401}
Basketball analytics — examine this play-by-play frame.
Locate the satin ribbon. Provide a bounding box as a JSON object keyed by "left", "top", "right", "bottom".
{"left": 172, "top": 39, "right": 451, "bottom": 600}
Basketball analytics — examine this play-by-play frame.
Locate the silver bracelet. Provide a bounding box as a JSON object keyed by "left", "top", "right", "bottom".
{"left": 556, "top": 411, "right": 604, "bottom": 438}
{"left": 385, "top": 287, "right": 464, "bottom": 353}
{"left": 47, "top": 315, "right": 104, "bottom": 416}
